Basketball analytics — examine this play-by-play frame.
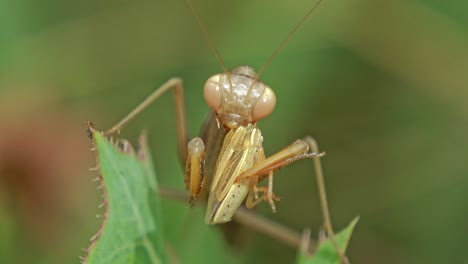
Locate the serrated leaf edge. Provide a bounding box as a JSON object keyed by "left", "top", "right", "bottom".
{"left": 80, "top": 129, "right": 162, "bottom": 264}
{"left": 81, "top": 129, "right": 110, "bottom": 264}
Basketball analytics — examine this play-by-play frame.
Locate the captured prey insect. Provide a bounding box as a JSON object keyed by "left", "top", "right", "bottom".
{"left": 98, "top": 0, "right": 348, "bottom": 262}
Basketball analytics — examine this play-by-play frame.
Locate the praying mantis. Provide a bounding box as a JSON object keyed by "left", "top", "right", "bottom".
{"left": 94, "top": 0, "right": 349, "bottom": 262}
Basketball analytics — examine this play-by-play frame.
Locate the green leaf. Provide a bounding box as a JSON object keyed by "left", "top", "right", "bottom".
{"left": 296, "top": 217, "right": 359, "bottom": 264}
{"left": 83, "top": 131, "right": 167, "bottom": 264}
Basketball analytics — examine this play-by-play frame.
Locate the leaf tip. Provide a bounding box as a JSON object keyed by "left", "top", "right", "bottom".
{"left": 84, "top": 121, "right": 95, "bottom": 140}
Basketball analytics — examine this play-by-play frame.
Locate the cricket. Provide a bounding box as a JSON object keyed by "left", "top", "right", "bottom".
{"left": 94, "top": 0, "right": 348, "bottom": 262}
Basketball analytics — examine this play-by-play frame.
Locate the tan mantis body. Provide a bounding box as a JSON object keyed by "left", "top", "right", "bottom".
{"left": 183, "top": 66, "right": 324, "bottom": 224}
{"left": 100, "top": 0, "right": 349, "bottom": 262}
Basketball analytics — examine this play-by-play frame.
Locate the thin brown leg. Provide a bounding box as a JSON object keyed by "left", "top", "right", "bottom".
{"left": 235, "top": 137, "right": 348, "bottom": 264}
{"left": 303, "top": 137, "right": 349, "bottom": 264}
{"left": 158, "top": 186, "right": 318, "bottom": 253}
{"left": 103, "top": 78, "right": 188, "bottom": 163}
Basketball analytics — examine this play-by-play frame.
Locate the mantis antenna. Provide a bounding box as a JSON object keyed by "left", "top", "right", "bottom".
{"left": 184, "top": 0, "right": 233, "bottom": 89}
{"left": 248, "top": 0, "right": 324, "bottom": 93}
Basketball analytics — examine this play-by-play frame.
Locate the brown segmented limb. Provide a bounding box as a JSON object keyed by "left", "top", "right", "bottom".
{"left": 234, "top": 137, "right": 348, "bottom": 264}
{"left": 303, "top": 137, "right": 349, "bottom": 264}
{"left": 185, "top": 137, "right": 206, "bottom": 206}
{"left": 104, "top": 78, "right": 188, "bottom": 164}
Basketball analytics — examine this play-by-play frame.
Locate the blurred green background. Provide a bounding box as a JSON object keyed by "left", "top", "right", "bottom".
{"left": 1, "top": 0, "right": 467, "bottom": 263}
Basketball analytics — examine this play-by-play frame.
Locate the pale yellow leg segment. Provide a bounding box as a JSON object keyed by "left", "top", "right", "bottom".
{"left": 235, "top": 139, "right": 324, "bottom": 182}
{"left": 185, "top": 137, "right": 206, "bottom": 206}
{"left": 103, "top": 78, "right": 189, "bottom": 164}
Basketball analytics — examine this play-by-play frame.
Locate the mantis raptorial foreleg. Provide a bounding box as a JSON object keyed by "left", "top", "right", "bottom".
{"left": 185, "top": 137, "right": 206, "bottom": 205}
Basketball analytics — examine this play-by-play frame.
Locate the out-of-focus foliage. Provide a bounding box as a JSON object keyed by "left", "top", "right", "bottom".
{"left": 1, "top": 0, "right": 467, "bottom": 263}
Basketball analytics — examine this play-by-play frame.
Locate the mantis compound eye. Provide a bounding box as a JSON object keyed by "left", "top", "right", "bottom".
{"left": 203, "top": 75, "right": 223, "bottom": 112}
{"left": 252, "top": 87, "right": 276, "bottom": 122}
